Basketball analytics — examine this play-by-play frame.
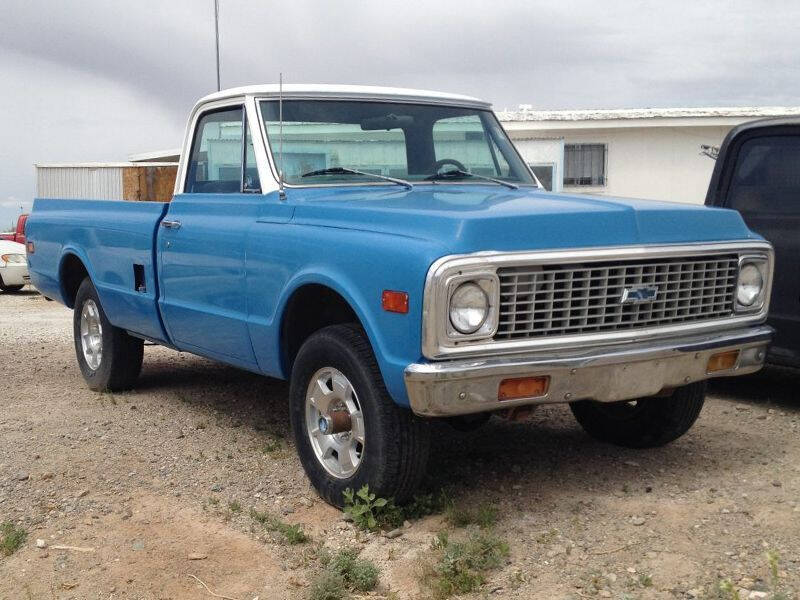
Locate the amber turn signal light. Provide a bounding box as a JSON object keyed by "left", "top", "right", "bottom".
{"left": 707, "top": 350, "right": 739, "bottom": 373}
{"left": 498, "top": 376, "right": 550, "bottom": 401}
{"left": 26, "top": 241, "right": 34, "bottom": 254}
{"left": 382, "top": 290, "right": 409, "bottom": 314}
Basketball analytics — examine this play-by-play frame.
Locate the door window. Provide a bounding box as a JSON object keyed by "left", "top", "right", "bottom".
{"left": 185, "top": 107, "right": 244, "bottom": 193}
{"left": 728, "top": 135, "right": 800, "bottom": 214}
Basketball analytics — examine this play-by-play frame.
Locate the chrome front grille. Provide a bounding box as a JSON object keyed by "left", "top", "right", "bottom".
{"left": 494, "top": 254, "right": 739, "bottom": 340}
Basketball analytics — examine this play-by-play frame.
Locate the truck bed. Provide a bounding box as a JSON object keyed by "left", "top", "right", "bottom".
{"left": 26, "top": 198, "right": 170, "bottom": 343}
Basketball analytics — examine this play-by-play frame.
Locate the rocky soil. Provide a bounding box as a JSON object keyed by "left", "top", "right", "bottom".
{"left": 1, "top": 291, "right": 798, "bottom": 599}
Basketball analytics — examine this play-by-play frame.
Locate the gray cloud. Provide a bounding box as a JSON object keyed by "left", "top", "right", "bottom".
{"left": 1, "top": 0, "right": 800, "bottom": 225}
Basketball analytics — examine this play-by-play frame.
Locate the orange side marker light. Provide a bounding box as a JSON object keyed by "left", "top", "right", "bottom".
{"left": 498, "top": 376, "right": 550, "bottom": 401}
{"left": 707, "top": 350, "right": 739, "bottom": 373}
{"left": 382, "top": 290, "right": 409, "bottom": 314}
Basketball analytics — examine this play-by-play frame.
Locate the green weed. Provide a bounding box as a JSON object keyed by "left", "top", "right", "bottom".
{"left": 309, "top": 548, "right": 379, "bottom": 600}
{"left": 308, "top": 570, "right": 347, "bottom": 600}
{"left": 444, "top": 502, "right": 498, "bottom": 529}
{"left": 262, "top": 435, "right": 283, "bottom": 455}
{"left": 249, "top": 508, "right": 308, "bottom": 544}
{"left": 402, "top": 490, "right": 450, "bottom": 520}
{"left": 419, "top": 530, "right": 509, "bottom": 599}
{"left": 324, "top": 548, "right": 379, "bottom": 592}
{"left": 342, "top": 485, "right": 403, "bottom": 531}
{"left": 716, "top": 579, "right": 739, "bottom": 600}
{"left": 767, "top": 549, "right": 780, "bottom": 587}
{"left": 0, "top": 521, "right": 27, "bottom": 557}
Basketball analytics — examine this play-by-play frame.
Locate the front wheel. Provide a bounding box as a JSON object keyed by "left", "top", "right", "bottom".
{"left": 73, "top": 278, "right": 144, "bottom": 391}
{"left": 569, "top": 382, "right": 706, "bottom": 448}
{"left": 289, "top": 324, "right": 430, "bottom": 508}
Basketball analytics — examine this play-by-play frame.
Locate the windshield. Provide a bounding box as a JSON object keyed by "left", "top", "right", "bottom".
{"left": 260, "top": 100, "right": 535, "bottom": 186}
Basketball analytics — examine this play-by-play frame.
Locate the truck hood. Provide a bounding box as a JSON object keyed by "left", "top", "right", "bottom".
{"left": 289, "top": 185, "right": 758, "bottom": 254}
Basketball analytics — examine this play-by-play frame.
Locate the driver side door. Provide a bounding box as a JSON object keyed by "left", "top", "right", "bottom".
{"left": 158, "top": 104, "right": 263, "bottom": 367}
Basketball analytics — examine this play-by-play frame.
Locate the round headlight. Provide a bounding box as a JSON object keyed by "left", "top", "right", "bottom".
{"left": 449, "top": 282, "right": 489, "bottom": 334}
{"left": 736, "top": 263, "right": 763, "bottom": 307}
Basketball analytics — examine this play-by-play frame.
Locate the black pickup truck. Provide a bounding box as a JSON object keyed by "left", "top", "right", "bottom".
{"left": 706, "top": 118, "right": 800, "bottom": 366}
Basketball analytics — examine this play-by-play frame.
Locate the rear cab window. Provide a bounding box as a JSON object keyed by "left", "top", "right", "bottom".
{"left": 727, "top": 135, "right": 800, "bottom": 214}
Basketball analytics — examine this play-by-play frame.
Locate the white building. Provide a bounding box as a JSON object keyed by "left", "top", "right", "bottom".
{"left": 498, "top": 106, "right": 800, "bottom": 203}
{"left": 36, "top": 107, "right": 800, "bottom": 205}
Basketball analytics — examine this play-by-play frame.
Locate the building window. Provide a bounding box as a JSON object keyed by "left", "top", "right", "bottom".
{"left": 564, "top": 143, "right": 606, "bottom": 186}
{"left": 528, "top": 163, "right": 554, "bottom": 191}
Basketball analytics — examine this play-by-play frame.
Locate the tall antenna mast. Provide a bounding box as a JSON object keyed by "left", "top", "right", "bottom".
{"left": 213, "top": 0, "right": 221, "bottom": 91}
{"left": 278, "top": 73, "right": 286, "bottom": 200}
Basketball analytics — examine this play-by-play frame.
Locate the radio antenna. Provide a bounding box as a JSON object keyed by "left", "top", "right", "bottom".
{"left": 278, "top": 72, "right": 286, "bottom": 200}
{"left": 213, "top": 0, "right": 221, "bottom": 91}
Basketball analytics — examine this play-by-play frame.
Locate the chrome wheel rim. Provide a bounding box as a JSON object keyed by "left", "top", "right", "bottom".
{"left": 305, "top": 367, "right": 365, "bottom": 479}
{"left": 80, "top": 299, "right": 103, "bottom": 370}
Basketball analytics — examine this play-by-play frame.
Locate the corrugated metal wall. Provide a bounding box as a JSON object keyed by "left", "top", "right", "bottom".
{"left": 36, "top": 167, "right": 124, "bottom": 200}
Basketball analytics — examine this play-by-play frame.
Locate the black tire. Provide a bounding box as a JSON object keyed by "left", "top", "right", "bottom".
{"left": 569, "top": 382, "right": 706, "bottom": 448}
{"left": 289, "top": 324, "right": 430, "bottom": 508}
{"left": 73, "top": 278, "right": 143, "bottom": 392}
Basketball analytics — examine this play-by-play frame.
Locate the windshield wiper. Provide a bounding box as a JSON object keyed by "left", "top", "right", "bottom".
{"left": 301, "top": 167, "right": 413, "bottom": 190}
{"left": 426, "top": 169, "right": 519, "bottom": 190}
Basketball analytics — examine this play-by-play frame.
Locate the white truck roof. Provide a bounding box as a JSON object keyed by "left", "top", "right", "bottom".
{"left": 196, "top": 84, "right": 492, "bottom": 109}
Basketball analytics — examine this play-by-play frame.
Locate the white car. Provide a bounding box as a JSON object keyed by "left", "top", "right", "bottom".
{"left": 0, "top": 240, "right": 29, "bottom": 292}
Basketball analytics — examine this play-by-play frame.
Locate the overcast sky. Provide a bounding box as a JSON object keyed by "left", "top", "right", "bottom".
{"left": 2, "top": 0, "right": 799, "bottom": 227}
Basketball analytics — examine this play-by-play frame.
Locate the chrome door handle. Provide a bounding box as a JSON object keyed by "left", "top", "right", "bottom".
{"left": 161, "top": 220, "right": 181, "bottom": 229}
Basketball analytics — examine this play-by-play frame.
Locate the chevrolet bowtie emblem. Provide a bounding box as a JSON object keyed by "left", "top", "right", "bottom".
{"left": 621, "top": 286, "right": 658, "bottom": 304}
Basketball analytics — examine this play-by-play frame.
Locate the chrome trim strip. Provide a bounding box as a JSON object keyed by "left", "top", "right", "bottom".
{"left": 443, "top": 272, "right": 500, "bottom": 341}
{"left": 734, "top": 253, "right": 770, "bottom": 313}
{"left": 250, "top": 92, "right": 491, "bottom": 110}
{"left": 421, "top": 241, "right": 774, "bottom": 360}
{"left": 406, "top": 325, "right": 772, "bottom": 417}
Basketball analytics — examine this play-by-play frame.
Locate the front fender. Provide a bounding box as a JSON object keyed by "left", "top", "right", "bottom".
{"left": 245, "top": 224, "right": 448, "bottom": 407}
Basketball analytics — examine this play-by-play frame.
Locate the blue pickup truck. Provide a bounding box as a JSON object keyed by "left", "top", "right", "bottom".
{"left": 26, "top": 85, "right": 774, "bottom": 507}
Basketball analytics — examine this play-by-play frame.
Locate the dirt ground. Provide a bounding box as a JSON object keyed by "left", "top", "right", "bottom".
{"left": 1, "top": 291, "right": 798, "bottom": 600}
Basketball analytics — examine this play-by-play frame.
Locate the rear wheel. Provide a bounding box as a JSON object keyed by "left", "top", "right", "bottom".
{"left": 73, "top": 278, "right": 143, "bottom": 391}
{"left": 569, "top": 382, "right": 706, "bottom": 448}
{"left": 290, "top": 324, "right": 430, "bottom": 508}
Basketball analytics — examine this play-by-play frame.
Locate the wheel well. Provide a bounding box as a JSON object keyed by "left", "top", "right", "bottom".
{"left": 281, "top": 284, "right": 361, "bottom": 374}
{"left": 60, "top": 254, "right": 89, "bottom": 308}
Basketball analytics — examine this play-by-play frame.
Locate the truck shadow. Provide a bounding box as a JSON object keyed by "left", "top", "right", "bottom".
{"left": 422, "top": 405, "right": 779, "bottom": 503}
{"left": 709, "top": 364, "right": 800, "bottom": 409}
{"left": 132, "top": 352, "right": 788, "bottom": 506}
{"left": 136, "top": 355, "right": 291, "bottom": 433}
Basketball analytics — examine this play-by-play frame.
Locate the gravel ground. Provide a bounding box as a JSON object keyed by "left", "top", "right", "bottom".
{"left": 1, "top": 290, "right": 798, "bottom": 600}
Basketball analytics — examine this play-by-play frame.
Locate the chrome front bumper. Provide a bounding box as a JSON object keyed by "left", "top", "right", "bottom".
{"left": 405, "top": 326, "right": 772, "bottom": 417}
